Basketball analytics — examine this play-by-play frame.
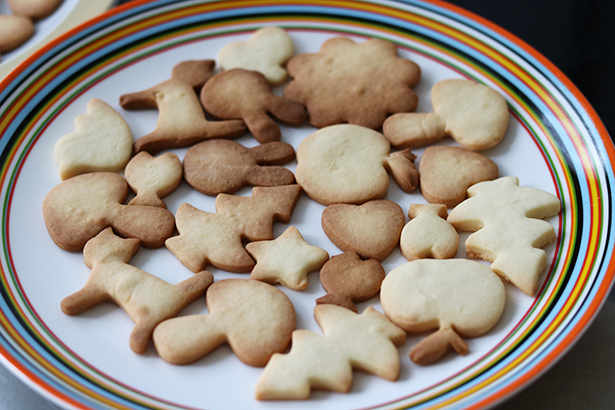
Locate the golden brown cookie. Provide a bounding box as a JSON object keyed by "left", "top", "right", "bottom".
{"left": 153, "top": 279, "right": 296, "bottom": 366}
{"left": 119, "top": 60, "right": 246, "bottom": 153}
{"left": 183, "top": 139, "right": 295, "bottom": 196}
{"left": 200, "top": 68, "right": 307, "bottom": 143}
{"left": 8, "top": 0, "right": 63, "bottom": 20}
{"left": 43, "top": 172, "right": 175, "bottom": 251}
{"left": 61, "top": 228, "right": 213, "bottom": 354}
{"left": 0, "top": 14, "right": 34, "bottom": 54}
{"left": 125, "top": 152, "right": 183, "bottom": 208}
{"left": 284, "top": 36, "right": 420, "bottom": 129}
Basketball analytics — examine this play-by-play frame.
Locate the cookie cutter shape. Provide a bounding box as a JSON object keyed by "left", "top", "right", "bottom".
{"left": 380, "top": 259, "right": 506, "bottom": 365}
{"left": 296, "top": 124, "right": 418, "bottom": 205}
{"left": 61, "top": 228, "right": 213, "bottom": 354}
{"left": 153, "top": 279, "right": 296, "bottom": 366}
{"left": 119, "top": 60, "right": 246, "bottom": 153}
{"left": 200, "top": 68, "right": 307, "bottom": 143}
{"left": 284, "top": 36, "right": 420, "bottom": 129}
{"left": 43, "top": 172, "right": 176, "bottom": 251}
{"left": 125, "top": 152, "right": 182, "bottom": 208}
{"left": 316, "top": 251, "right": 385, "bottom": 312}
{"left": 183, "top": 139, "right": 295, "bottom": 196}
{"left": 218, "top": 26, "right": 294, "bottom": 86}
{"left": 383, "top": 79, "right": 509, "bottom": 150}
{"left": 54, "top": 98, "right": 133, "bottom": 180}
{"left": 255, "top": 304, "right": 405, "bottom": 400}
{"left": 165, "top": 185, "right": 301, "bottom": 273}
{"left": 400, "top": 204, "right": 459, "bottom": 261}
{"left": 447, "top": 176, "right": 561, "bottom": 296}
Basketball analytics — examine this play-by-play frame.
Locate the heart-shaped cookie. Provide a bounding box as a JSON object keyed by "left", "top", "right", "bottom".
{"left": 321, "top": 200, "right": 405, "bottom": 261}
{"left": 419, "top": 145, "right": 498, "bottom": 208}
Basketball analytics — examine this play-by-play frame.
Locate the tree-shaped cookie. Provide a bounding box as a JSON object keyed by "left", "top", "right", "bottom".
{"left": 125, "top": 151, "right": 182, "bottom": 208}
{"left": 255, "top": 304, "right": 406, "bottom": 400}
{"left": 383, "top": 79, "right": 509, "bottom": 150}
{"left": 218, "top": 26, "right": 294, "bottom": 86}
{"left": 447, "top": 176, "right": 561, "bottom": 295}
{"left": 316, "top": 251, "right": 385, "bottom": 312}
{"left": 119, "top": 60, "right": 246, "bottom": 153}
{"left": 54, "top": 98, "right": 133, "bottom": 180}
{"left": 200, "top": 68, "right": 307, "bottom": 143}
{"left": 43, "top": 172, "right": 175, "bottom": 251}
{"left": 296, "top": 124, "right": 418, "bottom": 205}
{"left": 183, "top": 139, "right": 295, "bottom": 196}
{"left": 380, "top": 259, "right": 506, "bottom": 365}
{"left": 153, "top": 279, "right": 296, "bottom": 366}
{"left": 284, "top": 36, "right": 421, "bottom": 129}
{"left": 165, "top": 185, "right": 301, "bottom": 273}
{"left": 61, "top": 228, "right": 213, "bottom": 354}
{"left": 246, "top": 226, "right": 329, "bottom": 290}
{"left": 399, "top": 204, "right": 459, "bottom": 261}
{"left": 321, "top": 199, "right": 405, "bottom": 261}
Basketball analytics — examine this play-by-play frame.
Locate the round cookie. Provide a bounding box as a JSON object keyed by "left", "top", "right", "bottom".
{"left": 0, "top": 14, "right": 35, "bottom": 54}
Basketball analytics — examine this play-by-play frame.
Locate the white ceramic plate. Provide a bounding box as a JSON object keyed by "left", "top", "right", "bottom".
{"left": 0, "top": 1, "right": 613, "bottom": 409}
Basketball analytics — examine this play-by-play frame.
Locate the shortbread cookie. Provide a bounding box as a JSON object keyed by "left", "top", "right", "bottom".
{"left": 125, "top": 152, "right": 182, "bottom": 208}
{"left": 380, "top": 259, "right": 506, "bottom": 365}
{"left": 255, "top": 304, "right": 405, "bottom": 400}
{"left": 8, "top": 0, "right": 63, "bottom": 20}
{"left": 447, "top": 176, "right": 561, "bottom": 295}
{"left": 200, "top": 68, "right": 307, "bottom": 143}
{"left": 166, "top": 185, "right": 301, "bottom": 273}
{"left": 418, "top": 145, "right": 498, "bottom": 207}
{"left": 61, "top": 228, "right": 213, "bottom": 354}
{"left": 0, "top": 14, "right": 34, "bottom": 54}
{"left": 43, "top": 172, "right": 175, "bottom": 251}
{"left": 284, "top": 37, "right": 420, "bottom": 129}
{"left": 153, "top": 279, "right": 295, "bottom": 366}
{"left": 183, "top": 139, "right": 295, "bottom": 196}
{"left": 321, "top": 200, "right": 405, "bottom": 261}
{"left": 119, "top": 60, "right": 246, "bottom": 153}
{"left": 54, "top": 98, "right": 133, "bottom": 180}
{"left": 316, "top": 252, "right": 385, "bottom": 312}
{"left": 218, "top": 26, "right": 294, "bottom": 86}
{"left": 383, "top": 79, "right": 509, "bottom": 150}
{"left": 399, "top": 204, "right": 459, "bottom": 261}
{"left": 246, "top": 226, "right": 329, "bottom": 290}
{"left": 296, "top": 124, "right": 418, "bottom": 205}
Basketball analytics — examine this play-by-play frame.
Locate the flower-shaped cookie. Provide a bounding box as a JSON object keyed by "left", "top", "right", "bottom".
{"left": 284, "top": 37, "right": 421, "bottom": 129}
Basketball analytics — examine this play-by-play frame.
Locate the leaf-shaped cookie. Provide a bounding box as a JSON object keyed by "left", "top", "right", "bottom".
{"left": 54, "top": 98, "right": 133, "bottom": 180}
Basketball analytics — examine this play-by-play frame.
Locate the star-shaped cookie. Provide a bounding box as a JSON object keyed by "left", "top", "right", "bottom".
{"left": 246, "top": 226, "right": 329, "bottom": 290}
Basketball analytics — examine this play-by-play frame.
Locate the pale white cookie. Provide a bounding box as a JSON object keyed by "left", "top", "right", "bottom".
{"left": 125, "top": 152, "right": 182, "bottom": 208}
{"left": 54, "top": 98, "right": 133, "bottom": 180}
{"left": 255, "top": 304, "right": 405, "bottom": 400}
{"left": 447, "top": 176, "right": 561, "bottom": 295}
{"left": 399, "top": 204, "right": 459, "bottom": 261}
{"left": 218, "top": 26, "right": 294, "bottom": 86}
{"left": 296, "top": 124, "right": 418, "bottom": 205}
{"left": 380, "top": 259, "right": 505, "bottom": 365}
{"left": 246, "top": 226, "right": 329, "bottom": 290}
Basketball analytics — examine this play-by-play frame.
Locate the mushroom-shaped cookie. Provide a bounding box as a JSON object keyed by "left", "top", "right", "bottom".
{"left": 321, "top": 200, "right": 405, "bottom": 261}
{"left": 54, "top": 98, "right": 133, "bottom": 180}
{"left": 316, "top": 252, "right": 385, "bottom": 312}
{"left": 218, "top": 26, "right": 294, "bottom": 86}
{"left": 284, "top": 37, "right": 420, "bottom": 129}
{"left": 383, "top": 79, "right": 509, "bottom": 150}
{"left": 200, "top": 68, "right": 307, "bottom": 143}
{"left": 43, "top": 172, "right": 176, "bottom": 251}
{"left": 125, "top": 152, "right": 183, "bottom": 208}
{"left": 399, "top": 204, "right": 459, "bottom": 261}
{"left": 61, "top": 228, "right": 213, "bottom": 354}
{"left": 0, "top": 14, "right": 34, "bottom": 54}
{"left": 296, "top": 124, "right": 418, "bottom": 205}
{"left": 183, "top": 139, "right": 295, "bottom": 196}
{"left": 153, "top": 279, "right": 296, "bottom": 366}
{"left": 380, "top": 259, "right": 506, "bottom": 365}
{"left": 119, "top": 60, "right": 246, "bottom": 153}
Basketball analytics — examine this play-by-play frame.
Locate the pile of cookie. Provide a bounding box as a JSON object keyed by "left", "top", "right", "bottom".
{"left": 43, "top": 27, "right": 561, "bottom": 400}
{"left": 0, "top": 0, "right": 64, "bottom": 60}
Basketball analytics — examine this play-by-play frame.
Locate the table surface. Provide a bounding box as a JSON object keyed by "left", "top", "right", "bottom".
{"left": 1, "top": 0, "right": 614, "bottom": 409}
